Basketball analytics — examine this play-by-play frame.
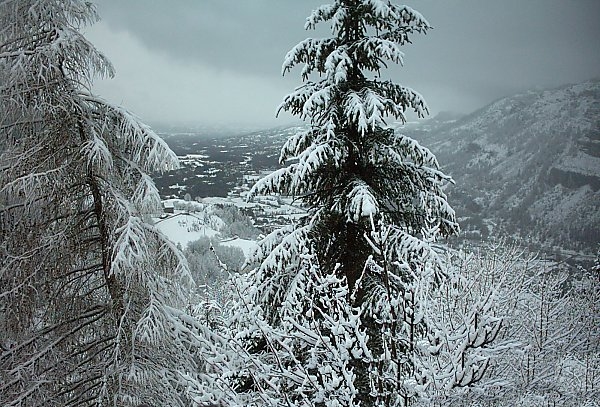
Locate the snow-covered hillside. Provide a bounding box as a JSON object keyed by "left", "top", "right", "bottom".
{"left": 154, "top": 196, "right": 306, "bottom": 259}
{"left": 411, "top": 80, "right": 600, "bottom": 249}
{"left": 153, "top": 199, "right": 258, "bottom": 258}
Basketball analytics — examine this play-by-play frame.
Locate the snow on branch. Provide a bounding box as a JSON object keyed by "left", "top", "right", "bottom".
{"left": 282, "top": 37, "right": 338, "bottom": 78}
{"left": 371, "top": 81, "right": 429, "bottom": 120}
{"left": 392, "top": 134, "right": 440, "bottom": 168}
{"left": 253, "top": 225, "right": 311, "bottom": 287}
{"left": 342, "top": 85, "right": 428, "bottom": 134}
{"left": 292, "top": 139, "right": 347, "bottom": 190}
{"left": 132, "top": 173, "right": 162, "bottom": 215}
{"left": 344, "top": 91, "right": 368, "bottom": 133}
{"left": 244, "top": 224, "right": 297, "bottom": 268}
{"left": 135, "top": 295, "right": 168, "bottom": 346}
{"left": 302, "top": 85, "right": 335, "bottom": 119}
{"left": 138, "top": 222, "right": 194, "bottom": 290}
{"left": 279, "top": 128, "right": 318, "bottom": 163}
{"left": 0, "top": 166, "right": 67, "bottom": 204}
{"left": 342, "top": 179, "right": 380, "bottom": 222}
{"left": 324, "top": 46, "right": 353, "bottom": 84}
{"left": 0, "top": 11, "right": 113, "bottom": 90}
{"left": 352, "top": 36, "right": 405, "bottom": 69}
{"left": 278, "top": 81, "right": 322, "bottom": 118}
{"left": 111, "top": 216, "right": 148, "bottom": 278}
{"left": 80, "top": 130, "right": 113, "bottom": 172}
{"left": 80, "top": 93, "right": 180, "bottom": 174}
{"left": 390, "top": 5, "right": 431, "bottom": 32}
{"left": 247, "top": 166, "right": 295, "bottom": 199}
{"left": 305, "top": 3, "right": 340, "bottom": 31}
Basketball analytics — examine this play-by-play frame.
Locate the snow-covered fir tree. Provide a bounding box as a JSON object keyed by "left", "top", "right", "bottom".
{"left": 0, "top": 1, "right": 205, "bottom": 405}
{"left": 234, "top": 1, "right": 499, "bottom": 406}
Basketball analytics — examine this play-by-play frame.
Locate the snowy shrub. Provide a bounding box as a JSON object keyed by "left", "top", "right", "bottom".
{"left": 185, "top": 237, "right": 245, "bottom": 287}
{"left": 214, "top": 205, "right": 261, "bottom": 240}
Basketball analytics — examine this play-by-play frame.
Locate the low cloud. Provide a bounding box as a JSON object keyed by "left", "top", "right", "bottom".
{"left": 87, "top": 23, "right": 293, "bottom": 128}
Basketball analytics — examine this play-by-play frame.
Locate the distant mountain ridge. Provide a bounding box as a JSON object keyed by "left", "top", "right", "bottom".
{"left": 410, "top": 80, "right": 600, "bottom": 249}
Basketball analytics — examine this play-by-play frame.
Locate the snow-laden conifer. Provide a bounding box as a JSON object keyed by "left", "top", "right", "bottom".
{"left": 249, "top": 0, "right": 457, "bottom": 293}
{"left": 241, "top": 1, "right": 468, "bottom": 405}
{"left": 0, "top": 1, "right": 204, "bottom": 405}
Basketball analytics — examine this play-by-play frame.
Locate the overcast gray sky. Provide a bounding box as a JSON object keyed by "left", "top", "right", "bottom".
{"left": 86, "top": 0, "right": 600, "bottom": 129}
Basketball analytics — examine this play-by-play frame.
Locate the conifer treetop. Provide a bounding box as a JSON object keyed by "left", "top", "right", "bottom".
{"left": 279, "top": 0, "right": 431, "bottom": 131}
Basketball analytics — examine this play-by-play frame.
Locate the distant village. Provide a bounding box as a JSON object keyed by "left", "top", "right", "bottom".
{"left": 160, "top": 171, "right": 305, "bottom": 236}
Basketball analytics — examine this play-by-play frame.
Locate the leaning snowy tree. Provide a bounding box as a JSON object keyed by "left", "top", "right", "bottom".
{"left": 0, "top": 1, "right": 205, "bottom": 406}
{"left": 240, "top": 1, "right": 491, "bottom": 406}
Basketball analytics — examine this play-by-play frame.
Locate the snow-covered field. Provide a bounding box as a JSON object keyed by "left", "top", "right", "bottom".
{"left": 220, "top": 237, "right": 259, "bottom": 258}
{"left": 154, "top": 199, "right": 261, "bottom": 258}
{"left": 154, "top": 192, "right": 307, "bottom": 259}
{"left": 154, "top": 212, "right": 220, "bottom": 247}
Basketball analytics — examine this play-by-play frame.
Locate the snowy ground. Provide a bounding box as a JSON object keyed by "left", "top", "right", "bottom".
{"left": 154, "top": 212, "right": 220, "bottom": 247}
{"left": 154, "top": 193, "right": 308, "bottom": 260}
{"left": 154, "top": 203, "right": 259, "bottom": 259}
{"left": 220, "top": 237, "right": 259, "bottom": 258}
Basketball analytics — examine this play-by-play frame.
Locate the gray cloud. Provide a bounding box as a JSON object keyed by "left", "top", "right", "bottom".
{"left": 88, "top": 0, "right": 600, "bottom": 127}
{"left": 95, "top": 0, "right": 323, "bottom": 78}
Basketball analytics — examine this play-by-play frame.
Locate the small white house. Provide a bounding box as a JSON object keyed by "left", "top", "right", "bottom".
{"left": 162, "top": 201, "right": 175, "bottom": 214}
